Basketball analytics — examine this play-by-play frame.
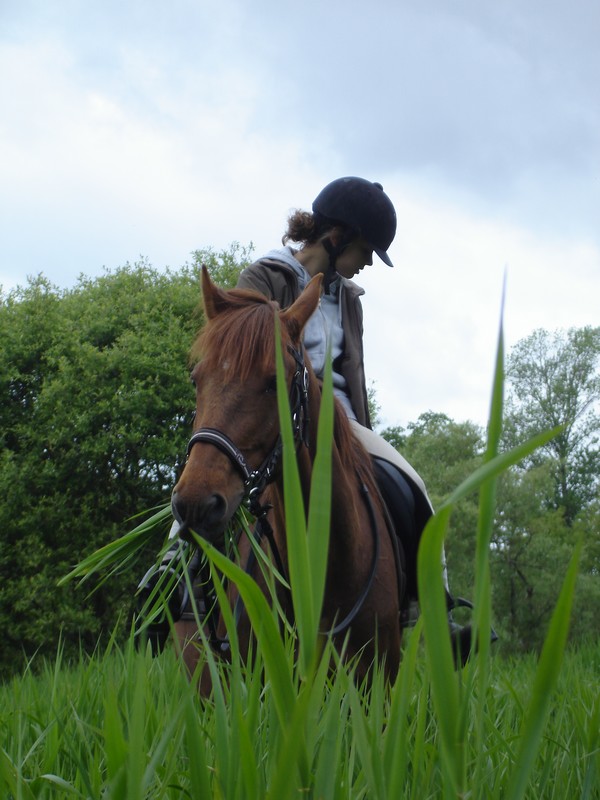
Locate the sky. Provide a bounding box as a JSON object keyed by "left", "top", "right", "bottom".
{"left": 2, "top": 0, "right": 599, "bottom": 429}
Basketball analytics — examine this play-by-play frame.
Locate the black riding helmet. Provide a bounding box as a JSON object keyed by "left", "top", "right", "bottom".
{"left": 312, "top": 176, "right": 397, "bottom": 267}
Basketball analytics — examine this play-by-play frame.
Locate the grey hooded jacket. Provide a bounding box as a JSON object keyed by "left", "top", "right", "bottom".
{"left": 237, "top": 252, "right": 372, "bottom": 429}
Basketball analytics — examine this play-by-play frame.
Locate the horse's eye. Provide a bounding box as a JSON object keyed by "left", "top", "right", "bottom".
{"left": 265, "top": 376, "right": 277, "bottom": 394}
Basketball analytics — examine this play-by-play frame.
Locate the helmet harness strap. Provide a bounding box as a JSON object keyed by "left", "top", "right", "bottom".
{"left": 321, "top": 228, "right": 357, "bottom": 294}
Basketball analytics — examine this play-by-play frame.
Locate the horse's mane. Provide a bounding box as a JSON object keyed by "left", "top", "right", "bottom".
{"left": 191, "top": 288, "right": 281, "bottom": 381}
{"left": 331, "top": 393, "right": 379, "bottom": 492}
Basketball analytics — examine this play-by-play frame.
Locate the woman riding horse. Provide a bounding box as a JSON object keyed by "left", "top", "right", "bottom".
{"left": 140, "top": 177, "right": 472, "bottom": 671}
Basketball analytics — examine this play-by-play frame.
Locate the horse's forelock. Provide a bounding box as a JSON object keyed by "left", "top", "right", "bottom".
{"left": 191, "top": 290, "right": 284, "bottom": 381}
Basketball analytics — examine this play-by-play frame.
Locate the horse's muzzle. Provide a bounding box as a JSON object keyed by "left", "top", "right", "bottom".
{"left": 171, "top": 488, "right": 234, "bottom": 543}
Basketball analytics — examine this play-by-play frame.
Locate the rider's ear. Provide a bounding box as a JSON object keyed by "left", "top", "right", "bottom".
{"left": 322, "top": 225, "right": 345, "bottom": 248}
{"left": 201, "top": 265, "right": 230, "bottom": 319}
{"left": 281, "top": 273, "right": 323, "bottom": 342}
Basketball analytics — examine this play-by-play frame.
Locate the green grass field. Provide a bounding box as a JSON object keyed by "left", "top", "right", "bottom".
{"left": 1, "top": 634, "right": 598, "bottom": 799}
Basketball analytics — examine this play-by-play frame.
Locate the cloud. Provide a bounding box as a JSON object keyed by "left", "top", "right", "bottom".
{"left": 0, "top": 24, "right": 337, "bottom": 288}
{"left": 237, "top": 0, "right": 600, "bottom": 242}
{"left": 1, "top": 0, "right": 598, "bottom": 429}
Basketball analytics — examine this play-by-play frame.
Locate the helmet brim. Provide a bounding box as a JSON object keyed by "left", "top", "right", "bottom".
{"left": 374, "top": 247, "right": 394, "bottom": 268}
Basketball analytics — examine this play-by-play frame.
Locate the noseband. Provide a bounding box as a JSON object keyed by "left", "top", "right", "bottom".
{"left": 185, "top": 345, "right": 309, "bottom": 517}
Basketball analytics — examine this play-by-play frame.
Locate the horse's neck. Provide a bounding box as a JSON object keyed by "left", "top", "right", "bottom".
{"left": 296, "top": 386, "right": 365, "bottom": 556}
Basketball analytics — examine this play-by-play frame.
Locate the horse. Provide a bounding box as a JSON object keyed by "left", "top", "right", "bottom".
{"left": 170, "top": 266, "right": 406, "bottom": 687}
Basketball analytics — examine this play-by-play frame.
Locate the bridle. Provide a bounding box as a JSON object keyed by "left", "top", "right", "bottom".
{"left": 185, "top": 345, "right": 309, "bottom": 518}
{"left": 181, "top": 342, "right": 382, "bottom": 648}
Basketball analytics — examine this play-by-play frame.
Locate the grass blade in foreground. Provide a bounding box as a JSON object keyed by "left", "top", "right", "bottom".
{"left": 274, "top": 317, "right": 313, "bottom": 675}
{"left": 59, "top": 504, "right": 172, "bottom": 589}
{"left": 505, "top": 539, "right": 582, "bottom": 800}
{"left": 417, "top": 291, "right": 565, "bottom": 797}
{"left": 274, "top": 317, "right": 334, "bottom": 678}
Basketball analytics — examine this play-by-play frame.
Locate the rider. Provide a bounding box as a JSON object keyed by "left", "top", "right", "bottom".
{"left": 236, "top": 177, "right": 442, "bottom": 612}
{"left": 236, "top": 177, "right": 488, "bottom": 663}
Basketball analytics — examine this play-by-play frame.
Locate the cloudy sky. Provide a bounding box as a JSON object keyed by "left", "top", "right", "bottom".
{"left": 2, "top": 0, "right": 599, "bottom": 429}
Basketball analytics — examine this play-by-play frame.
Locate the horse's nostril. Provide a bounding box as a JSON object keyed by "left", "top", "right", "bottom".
{"left": 203, "top": 493, "right": 227, "bottom": 526}
{"left": 171, "top": 489, "right": 229, "bottom": 536}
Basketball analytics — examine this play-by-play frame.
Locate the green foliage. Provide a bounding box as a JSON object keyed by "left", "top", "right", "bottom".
{"left": 0, "top": 245, "right": 252, "bottom": 677}
{"left": 1, "top": 638, "right": 598, "bottom": 799}
{"left": 191, "top": 241, "right": 254, "bottom": 289}
{"left": 490, "top": 326, "right": 600, "bottom": 649}
{"left": 366, "top": 380, "right": 381, "bottom": 427}
{"left": 504, "top": 325, "right": 600, "bottom": 524}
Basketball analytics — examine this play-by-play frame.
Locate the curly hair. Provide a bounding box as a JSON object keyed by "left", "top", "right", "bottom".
{"left": 282, "top": 209, "right": 351, "bottom": 247}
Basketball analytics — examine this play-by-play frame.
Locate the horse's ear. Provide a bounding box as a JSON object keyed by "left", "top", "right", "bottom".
{"left": 280, "top": 273, "right": 323, "bottom": 342}
{"left": 201, "top": 264, "right": 230, "bottom": 319}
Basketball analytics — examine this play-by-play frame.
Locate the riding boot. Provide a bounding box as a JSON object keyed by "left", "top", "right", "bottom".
{"left": 134, "top": 523, "right": 201, "bottom": 654}
{"left": 447, "top": 593, "right": 499, "bottom": 667}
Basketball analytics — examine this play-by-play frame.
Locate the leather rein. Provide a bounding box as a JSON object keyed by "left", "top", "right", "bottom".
{"left": 185, "top": 344, "right": 381, "bottom": 649}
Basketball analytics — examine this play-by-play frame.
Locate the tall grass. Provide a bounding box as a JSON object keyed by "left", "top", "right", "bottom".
{"left": 3, "top": 305, "right": 598, "bottom": 798}
{"left": 2, "top": 636, "right": 598, "bottom": 798}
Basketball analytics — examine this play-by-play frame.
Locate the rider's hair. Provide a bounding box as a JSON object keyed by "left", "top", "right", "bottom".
{"left": 282, "top": 209, "right": 352, "bottom": 247}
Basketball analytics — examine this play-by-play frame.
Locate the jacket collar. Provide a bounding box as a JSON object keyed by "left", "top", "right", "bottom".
{"left": 257, "top": 256, "right": 365, "bottom": 299}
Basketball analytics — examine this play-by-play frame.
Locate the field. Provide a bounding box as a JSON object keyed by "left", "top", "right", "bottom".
{"left": 1, "top": 633, "right": 599, "bottom": 799}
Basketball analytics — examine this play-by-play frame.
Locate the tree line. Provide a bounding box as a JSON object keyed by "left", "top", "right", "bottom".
{"left": 1, "top": 245, "right": 598, "bottom": 676}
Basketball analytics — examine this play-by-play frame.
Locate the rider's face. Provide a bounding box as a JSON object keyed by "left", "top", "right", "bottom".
{"left": 334, "top": 237, "right": 374, "bottom": 279}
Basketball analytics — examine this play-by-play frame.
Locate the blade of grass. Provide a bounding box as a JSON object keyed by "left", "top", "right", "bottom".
{"left": 505, "top": 539, "right": 582, "bottom": 800}
{"left": 471, "top": 276, "right": 506, "bottom": 791}
{"left": 0, "top": 748, "right": 38, "bottom": 800}
{"left": 383, "top": 618, "right": 424, "bottom": 794}
{"left": 417, "top": 504, "right": 461, "bottom": 794}
{"left": 274, "top": 316, "right": 335, "bottom": 678}
{"left": 184, "top": 700, "right": 213, "bottom": 799}
{"left": 265, "top": 683, "right": 313, "bottom": 800}
{"left": 59, "top": 503, "right": 172, "bottom": 587}
{"left": 306, "top": 347, "right": 334, "bottom": 642}
{"left": 274, "top": 317, "right": 314, "bottom": 675}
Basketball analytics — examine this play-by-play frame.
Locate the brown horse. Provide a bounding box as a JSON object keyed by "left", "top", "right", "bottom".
{"left": 171, "top": 266, "right": 406, "bottom": 685}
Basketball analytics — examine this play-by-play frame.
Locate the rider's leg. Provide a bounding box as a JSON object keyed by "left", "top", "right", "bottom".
{"left": 135, "top": 520, "right": 202, "bottom": 654}
{"left": 349, "top": 421, "right": 481, "bottom": 665}
{"left": 348, "top": 420, "right": 449, "bottom": 592}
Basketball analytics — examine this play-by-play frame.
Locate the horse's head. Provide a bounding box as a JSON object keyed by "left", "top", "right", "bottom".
{"left": 172, "top": 266, "right": 323, "bottom": 544}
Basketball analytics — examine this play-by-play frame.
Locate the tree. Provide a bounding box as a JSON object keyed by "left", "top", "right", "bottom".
{"left": 0, "top": 245, "right": 251, "bottom": 675}
{"left": 490, "top": 463, "right": 575, "bottom": 650}
{"left": 486, "top": 326, "right": 600, "bottom": 649}
{"left": 191, "top": 241, "right": 254, "bottom": 290}
{"left": 504, "top": 326, "right": 600, "bottom": 525}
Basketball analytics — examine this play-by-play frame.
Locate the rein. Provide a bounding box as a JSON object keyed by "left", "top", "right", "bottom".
{"left": 327, "top": 479, "right": 380, "bottom": 637}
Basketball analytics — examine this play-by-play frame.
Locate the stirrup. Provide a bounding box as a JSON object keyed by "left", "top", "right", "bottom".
{"left": 134, "top": 544, "right": 201, "bottom": 654}
{"left": 447, "top": 596, "right": 499, "bottom": 668}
